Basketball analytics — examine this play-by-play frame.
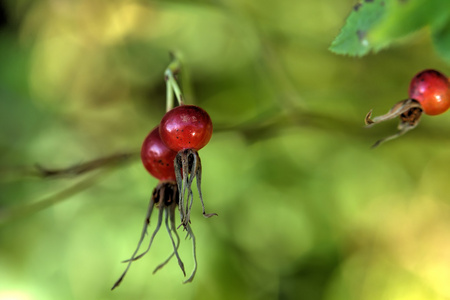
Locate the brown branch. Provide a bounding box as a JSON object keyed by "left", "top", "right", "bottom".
{"left": 34, "top": 152, "right": 139, "bottom": 178}
{"left": 0, "top": 152, "right": 140, "bottom": 225}
{"left": 0, "top": 170, "right": 105, "bottom": 225}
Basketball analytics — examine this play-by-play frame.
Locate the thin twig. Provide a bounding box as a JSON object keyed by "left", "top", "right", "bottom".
{"left": 0, "top": 152, "right": 139, "bottom": 225}
{"left": 34, "top": 152, "right": 138, "bottom": 179}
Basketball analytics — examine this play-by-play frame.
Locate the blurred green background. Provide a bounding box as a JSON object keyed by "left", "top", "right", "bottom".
{"left": 1, "top": 0, "right": 450, "bottom": 299}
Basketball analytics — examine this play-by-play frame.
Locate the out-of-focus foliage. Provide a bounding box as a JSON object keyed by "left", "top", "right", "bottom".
{"left": 330, "top": 0, "right": 450, "bottom": 62}
{"left": 1, "top": 0, "right": 450, "bottom": 300}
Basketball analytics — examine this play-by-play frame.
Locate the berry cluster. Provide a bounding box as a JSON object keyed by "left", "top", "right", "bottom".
{"left": 365, "top": 69, "right": 450, "bottom": 147}
{"left": 112, "top": 60, "right": 215, "bottom": 289}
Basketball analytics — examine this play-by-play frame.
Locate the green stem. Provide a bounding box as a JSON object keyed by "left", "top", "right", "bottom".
{"left": 166, "top": 73, "right": 174, "bottom": 112}
{"left": 165, "top": 55, "right": 184, "bottom": 111}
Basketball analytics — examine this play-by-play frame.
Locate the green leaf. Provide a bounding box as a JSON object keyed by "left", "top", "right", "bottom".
{"left": 330, "top": 0, "right": 450, "bottom": 57}
{"left": 431, "top": 14, "right": 450, "bottom": 63}
{"left": 369, "top": 0, "right": 450, "bottom": 50}
{"left": 329, "top": 0, "right": 386, "bottom": 56}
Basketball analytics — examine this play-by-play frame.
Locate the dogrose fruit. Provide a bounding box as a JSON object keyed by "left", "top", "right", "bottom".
{"left": 409, "top": 69, "right": 450, "bottom": 116}
{"left": 159, "top": 105, "right": 213, "bottom": 152}
{"left": 141, "top": 126, "right": 178, "bottom": 181}
{"left": 364, "top": 69, "right": 450, "bottom": 148}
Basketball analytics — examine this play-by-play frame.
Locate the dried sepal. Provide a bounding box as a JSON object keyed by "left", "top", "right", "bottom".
{"left": 365, "top": 99, "right": 422, "bottom": 126}
{"left": 365, "top": 99, "right": 423, "bottom": 148}
{"left": 159, "top": 201, "right": 185, "bottom": 275}
{"left": 174, "top": 149, "right": 217, "bottom": 229}
{"left": 111, "top": 181, "right": 186, "bottom": 290}
{"left": 183, "top": 223, "right": 197, "bottom": 283}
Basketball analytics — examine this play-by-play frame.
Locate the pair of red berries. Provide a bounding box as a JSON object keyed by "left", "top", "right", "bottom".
{"left": 112, "top": 104, "right": 215, "bottom": 290}
{"left": 366, "top": 69, "right": 450, "bottom": 147}
{"left": 141, "top": 104, "right": 213, "bottom": 181}
{"left": 142, "top": 104, "right": 217, "bottom": 227}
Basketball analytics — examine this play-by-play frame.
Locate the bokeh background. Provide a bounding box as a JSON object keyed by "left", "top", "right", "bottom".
{"left": 1, "top": 0, "right": 450, "bottom": 299}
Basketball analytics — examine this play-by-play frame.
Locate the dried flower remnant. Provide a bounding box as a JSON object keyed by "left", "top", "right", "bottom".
{"left": 111, "top": 181, "right": 199, "bottom": 289}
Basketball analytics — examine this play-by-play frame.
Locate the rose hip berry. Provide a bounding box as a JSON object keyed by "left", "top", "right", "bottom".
{"left": 159, "top": 105, "right": 213, "bottom": 152}
{"left": 408, "top": 69, "right": 450, "bottom": 116}
{"left": 158, "top": 104, "right": 216, "bottom": 228}
{"left": 365, "top": 69, "right": 450, "bottom": 147}
{"left": 141, "top": 126, "right": 177, "bottom": 181}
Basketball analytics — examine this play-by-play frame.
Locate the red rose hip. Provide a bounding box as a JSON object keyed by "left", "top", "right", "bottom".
{"left": 141, "top": 126, "right": 177, "bottom": 181}
{"left": 159, "top": 105, "right": 213, "bottom": 152}
{"left": 409, "top": 69, "right": 450, "bottom": 116}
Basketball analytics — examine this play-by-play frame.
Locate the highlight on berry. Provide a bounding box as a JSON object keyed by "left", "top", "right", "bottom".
{"left": 365, "top": 69, "right": 450, "bottom": 148}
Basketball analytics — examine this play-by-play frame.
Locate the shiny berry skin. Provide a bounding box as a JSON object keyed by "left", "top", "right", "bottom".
{"left": 141, "top": 126, "right": 177, "bottom": 181}
{"left": 159, "top": 105, "right": 213, "bottom": 152}
{"left": 408, "top": 69, "right": 450, "bottom": 116}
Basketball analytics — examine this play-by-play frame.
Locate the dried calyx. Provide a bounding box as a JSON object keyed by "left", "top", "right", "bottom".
{"left": 365, "top": 99, "right": 423, "bottom": 148}
{"left": 112, "top": 181, "right": 198, "bottom": 290}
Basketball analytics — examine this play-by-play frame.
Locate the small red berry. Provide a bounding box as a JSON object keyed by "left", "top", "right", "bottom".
{"left": 409, "top": 69, "right": 450, "bottom": 116}
{"left": 159, "top": 105, "right": 213, "bottom": 152}
{"left": 141, "top": 126, "right": 177, "bottom": 181}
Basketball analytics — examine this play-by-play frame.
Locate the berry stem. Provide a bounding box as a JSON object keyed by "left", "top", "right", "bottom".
{"left": 165, "top": 55, "right": 185, "bottom": 111}
{"left": 166, "top": 74, "right": 174, "bottom": 112}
